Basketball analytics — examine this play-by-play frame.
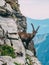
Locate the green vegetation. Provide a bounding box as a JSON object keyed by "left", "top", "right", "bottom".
{"left": 26, "top": 55, "right": 32, "bottom": 65}
{"left": 14, "top": 62, "right": 21, "bottom": 65}
{"left": 0, "top": 44, "right": 16, "bottom": 58}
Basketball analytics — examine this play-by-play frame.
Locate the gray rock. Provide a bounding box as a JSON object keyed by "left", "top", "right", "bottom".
{"left": 0, "top": 6, "right": 12, "bottom": 17}
{"left": 31, "top": 56, "right": 41, "bottom": 65}
{"left": 28, "top": 40, "right": 36, "bottom": 56}
{"left": 0, "top": 16, "right": 26, "bottom": 65}
{"left": 26, "top": 50, "right": 34, "bottom": 56}
{"left": 0, "top": 28, "right": 4, "bottom": 37}
{"left": 0, "top": 0, "right": 42, "bottom": 65}
{"left": 0, "top": 17, "right": 17, "bottom": 33}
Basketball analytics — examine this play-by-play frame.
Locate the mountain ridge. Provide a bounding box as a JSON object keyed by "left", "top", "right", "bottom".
{"left": 27, "top": 17, "right": 49, "bottom": 21}
{"left": 26, "top": 17, "right": 49, "bottom": 34}
{"left": 35, "top": 33, "right": 49, "bottom": 65}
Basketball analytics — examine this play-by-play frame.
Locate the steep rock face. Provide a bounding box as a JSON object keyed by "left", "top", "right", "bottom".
{"left": 0, "top": 0, "right": 41, "bottom": 65}
{"left": 5, "top": 0, "right": 27, "bottom": 32}
{"left": 0, "top": 16, "right": 25, "bottom": 65}
{"left": 0, "top": 0, "right": 27, "bottom": 32}
{"left": 28, "top": 41, "right": 36, "bottom": 56}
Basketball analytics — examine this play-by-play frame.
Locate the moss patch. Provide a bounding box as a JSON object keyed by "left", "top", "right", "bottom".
{"left": 0, "top": 44, "right": 16, "bottom": 58}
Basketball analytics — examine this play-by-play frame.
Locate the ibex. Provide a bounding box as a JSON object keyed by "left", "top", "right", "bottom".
{"left": 18, "top": 23, "right": 40, "bottom": 49}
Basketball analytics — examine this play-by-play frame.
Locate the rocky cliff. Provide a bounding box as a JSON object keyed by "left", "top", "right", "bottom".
{"left": 0, "top": 0, "right": 41, "bottom": 65}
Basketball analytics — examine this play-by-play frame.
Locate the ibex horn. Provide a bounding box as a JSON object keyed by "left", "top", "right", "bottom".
{"left": 36, "top": 26, "right": 40, "bottom": 32}
{"left": 31, "top": 23, "right": 35, "bottom": 31}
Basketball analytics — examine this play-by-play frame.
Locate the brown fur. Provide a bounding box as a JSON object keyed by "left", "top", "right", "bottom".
{"left": 18, "top": 23, "right": 40, "bottom": 49}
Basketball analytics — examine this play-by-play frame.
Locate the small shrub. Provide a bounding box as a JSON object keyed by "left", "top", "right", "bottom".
{"left": 0, "top": 44, "right": 16, "bottom": 58}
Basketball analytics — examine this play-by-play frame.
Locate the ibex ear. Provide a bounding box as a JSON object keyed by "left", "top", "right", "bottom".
{"left": 36, "top": 26, "right": 40, "bottom": 33}
{"left": 31, "top": 23, "right": 35, "bottom": 31}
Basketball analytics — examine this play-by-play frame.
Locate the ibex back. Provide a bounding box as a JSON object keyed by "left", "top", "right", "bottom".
{"left": 18, "top": 23, "right": 40, "bottom": 49}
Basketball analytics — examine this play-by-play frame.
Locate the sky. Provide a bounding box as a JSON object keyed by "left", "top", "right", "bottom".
{"left": 0, "top": 0, "right": 49, "bottom": 19}
{"left": 19, "top": 0, "right": 49, "bottom": 19}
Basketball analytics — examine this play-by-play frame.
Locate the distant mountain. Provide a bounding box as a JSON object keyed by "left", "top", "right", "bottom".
{"left": 26, "top": 17, "right": 49, "bottom": 34}
{"left": 26, "top": 17, "right": 49, "bottom": 65}
{"left": 35, "top": 33, "right": 49, "bottom": 65}
{"left": 34, "top": 34, "right": 47, "bottom": 45}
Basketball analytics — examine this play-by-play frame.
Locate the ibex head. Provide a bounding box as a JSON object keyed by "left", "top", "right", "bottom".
{"left": 31, "top": 23, "right": 40, "bottom": 38}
